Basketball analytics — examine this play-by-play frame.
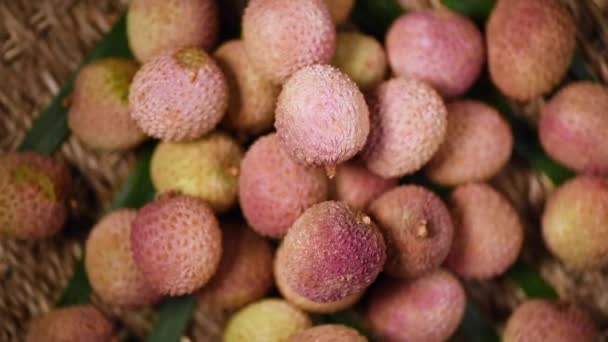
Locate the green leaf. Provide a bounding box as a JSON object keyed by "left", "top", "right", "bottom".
{"left": 441, "top": 0, "right": 495, "bottom": 22}
{"left": 18, "top": 15, "right": 131, "bottom": 154}
{"left": 110, "top": 143, "right": 157, "bottom": 211}
{"left": 506, "top": 261, "right": 558, "bottom": 300}
{"left": 146, "top": 296, "right": 197, "bottom": 342}
{"left": 451, "top": 299, "right": 500, "bottom": 342}
{"left": 56, "top": 259, "right": 92, "bottom": 307}
{"left": 352, "top": 0, "right": 404, "bottom": 39}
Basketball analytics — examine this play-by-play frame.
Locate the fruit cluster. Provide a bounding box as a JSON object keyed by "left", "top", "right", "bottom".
{"left": 3, "top": 0, "right": 606, "bottom": 341}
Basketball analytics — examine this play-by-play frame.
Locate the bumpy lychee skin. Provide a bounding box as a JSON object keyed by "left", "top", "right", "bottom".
{"left": 334, "top": 161, "right": 398, "bottom": 211}
{"left": 368, "top": 270, "right": 466, "bottom": 342}
{"left": 0, "top": 152, "right": 71, "bottom": 240}
{"left": 445, "top": 183, "right": 524, "bottom": 279}
{"left": 129, "top": 47, "right": 228, "bottom": 141}
{"left": 127, "top": 0, "right": 219, "bottom": 63}
{"left": 197, "top": 222, "right": 274, "bottom": 311}
{"left": 275, "top": 201, "right": 386, "bottom": 313}
{"left": 487, "top": 0, "right": 576, "bottom": 101}
{"left": 242, "top": 0, "right": 336, "bottom": 84}
{"left": 151, "top": 132, "right": 243, "bottom": 213}
{"left": 361, "top": 78, "right": 447, "bottom": 178}
{"left": 68, "top": 58, "right": 146, "bottom": 151}
{"left": 214, "top": 40, "right": 280, "bottom": 136}
{"left": 332, "top": 32, "right": 388, "bottom": 91}
{"left": 85, "top": 210, "right": 160, "bottom": 308}
{"left": 386, "top": 10, "right": 484, "bottom": 98}
{"left": 275, "top": 64, "right": 370, "bottom": 168}
{"left": 325, "top": 0, "right": 355, "bottom": 25}
{"left": 25, "top": 306, "right": 114, "bottom": 342}
{"left": 369, "top": 185, "right": 454, "bottom": 279}
{"left": 224, "top": 299, "right": 312, "bottom": 342}
{"left": 290, "top": 324, "right": 367, "bottom": 342}
{"left": 503, "top": 300, "right": 598, "bottom": 342}
{"left": 131, "top": 194, "right": 222, "bottom": 296}
{"left": 425, "top": 100, "right": 513, "bottom": 186}
{"left": 539, "top": 82, "right": 608, "bottom": 175}
{"left": 542, "top": 176, "right": 608, "bottom": 269}
{"left": 239, "top": 133, "right": 329, "bottom": 238}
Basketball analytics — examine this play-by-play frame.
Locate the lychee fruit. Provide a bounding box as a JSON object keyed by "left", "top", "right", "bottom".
{"left": 367, "top": 269, "right": 466, "bottom": 342}
{"left": 539, "top": 82, "right": 608, "bottom": 175}
{"left": 386, "top": 9, "right": 485, "bottom": 98}
{"left": 368, "top": 185, "right": 454, "bottom": 279}
{"left": 224, "top": 299, "right": 312, "bottom": 342}
{"left": 445, "top": 183, "right": 524, "bottom": 279}
{"left": 361, "top": 77, "right": 447, "bottom": 178}
{"left": 425, "top": 100, "right": 513, "bottom": 186}
{"left": 486, "top": 0, "right": 576, "bottom": 101}
{"left": 131, "top": 193, "right": 222, "bottom": 296}
{"left": 0, "top": 152, "right": 71, "bottom": 240}
{"left": 242, "top": 0, "right": 336, "bottom": 83}
{"left": 150, "top": 131, "right": 243, "bottom": 213}
{"left": 275, "top": 64, "right": 370, "bottom": 169}
{"left": 290, "top": 324, "right": 367, "bottom": 342}
{"left": 332, "top": 32, "right": 388, "bottom": 91}
{"left": 239, "top": 133, "right": 329, "bottom": 239}
{"left": 25, "top": 306, "right": 114, "bottom": 342}
{"left": 542, "top": 175, "right": 608, "bottom": 269}
{"left": 85, "top": 209, "right": 160, "bottom": 308}
{"left": 503, "top": 300, "right": 598, "bottom": 342}
{"left": 325, "top": 0, "right": 355, "bottom": 25}
{"left": 127, "top": 0, "right": 219, "bottom": 63}
{"left": 214, "top": 40, "right": 280, "bottom": 136}
{"left": 333, "top": 160, "right": 398, "bottom": 211}
{"left": 129, "top": 47, "right": 228, "bottom": 141}
{"left": 198, "top": 222, "right": 274, "bottom": 311}
{"left": 68, "top": 58, "right": 146, "bottom": 151}
{"left": 275, "top": 201, "right": 386, "bottom": 313}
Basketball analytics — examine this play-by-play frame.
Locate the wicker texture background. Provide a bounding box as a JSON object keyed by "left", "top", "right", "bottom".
{"left": 1, "top": 0, "right": 607, "bottom": 341}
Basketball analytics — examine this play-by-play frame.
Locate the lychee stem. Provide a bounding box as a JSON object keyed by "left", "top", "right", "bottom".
{"left": 415, "top": 220, "right": 429, "bottom": 238}
{"left": 225, "top": 166, "right": 239, "bottom": 177}
{"left": 325, "top": 165, "right": 337, "bottom": 179}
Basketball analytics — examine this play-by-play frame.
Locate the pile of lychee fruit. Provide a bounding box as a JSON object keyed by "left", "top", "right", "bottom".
{"left": 3, "top": 0, "right": 607, "bottom": 341}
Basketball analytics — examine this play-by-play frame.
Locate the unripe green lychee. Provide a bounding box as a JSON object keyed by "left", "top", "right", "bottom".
{"left": 542, "top": 175, "right": 608, "bottom": 269}
{"left": 224, "top": 299, "right": 312, "bottom": 342}
{"left": 85, "top": 209, "right": 160, "bottom": 308}
{"left": 332, "top": 32, "right": 387, "bottom": 91}
{"left": 68, "top": 58, "right": 146, "bottom": 151}
{"left": 127, "top": 0, "right": 219, "bottom": 62}
{"left": 151, "top": 131, "right": 243, "bottom": 213}
{"left": 0, "top": 152, "right": 71, "bottom": 240}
